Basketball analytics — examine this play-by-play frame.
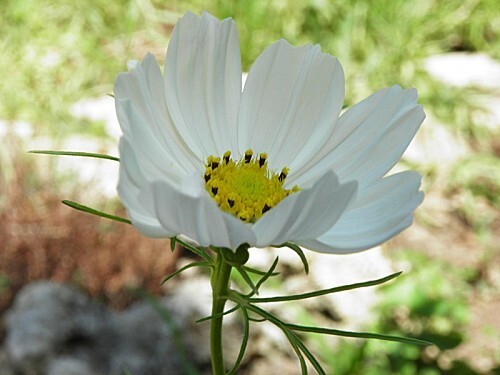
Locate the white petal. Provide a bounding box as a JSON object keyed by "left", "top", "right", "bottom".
{"left": 116, "top": 105, "right": 184, "bottom": 185}
{"left": 128, "top": 206, "right": 176, "bottom": 238}
{"left": 164, "top": 12, "right": 242, "bottom": 158}
{"left": 139, "top": 176, "right": 257, "bottom": 249}
{"left": 114, "top": 53, "right": 200, "bottom": 174}
{"left": 298, "top": 171, "right": 424, "bottom": 253}
{"left": 252, "top": 170, "right": 358, "bottom": 246}
{"left": 290, "top": 86, "right": 424, "bottom": 188}
{"left": 117, "top": 140, "right": 174, "bottom": 238}
{"left": 238, "top": 39, "right": 345, "bottom": 171}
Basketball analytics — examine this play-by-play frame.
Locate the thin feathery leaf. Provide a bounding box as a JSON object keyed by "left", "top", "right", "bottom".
{"left": 62, "top": 200, "right": 131, "bottom": 224}
{"left": 255, "top": 257, "right": 280, "bottom": 292}
{"left": 284, "top": 329, "right": 308, "bottom": 374}
{"left": 247, "top": 316, "right": 266, "bottom": 323}
{"left": 175, "top": 238, "right": 213, "bottom": 263}
{"left": 242, "top": 265, "right": 280, "bottom": 277}
{"left": 285, "top": 323, "right": 432, "bottom": 346}
{"left": 29, "top": 150, "right": 119, "bottom": 161}
{"left": 195, "top": 305, "right": 241, "bottom": 323}
{"left": 245, "top": 302, "right": 308, "bottom": 374}
{"left": 291, "top": 331, "right": 326, "bottom": 375}
{"left": 170, "top": 237, "right": 177, "bottom": 252}
{"left": 281, "top": 242, "right": 309, "bottom": 274}
{"left": 250, "top": 272, "right": 402, "bottom": 303}
{"left": 236, "top": 266, "right": 258, "bottom": 295}
{"left": 161, "top": 261, "right": 211, "bottom": 285}
{"left": 227, "top": 307, "right": 250, "bottom": 375}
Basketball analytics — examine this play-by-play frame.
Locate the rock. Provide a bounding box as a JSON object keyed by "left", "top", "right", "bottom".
{"left": 70, "top": 96, "right": 121, "bottom": 140}
{"left": 309, "top": 247, "right": 394, "bottom": 329}
{"left": 425, "top": 53, "right": 500, "bottom": 90}
{"left": 47, "top": 358, "right": 96, "bottom": 375}
{"left": 424, "top": 52, "right": 500, "bottom": 132}
{"left": 3, "top": 281, "right": 187, "bottom": 375}
{"left": 0, "top": 347, "right": 15, "bottom": 375}
{"left": 404, "top": 116, "right": 470, "bottom": 170}
{"left": 5, "top": 281, "right": 112, "bottom": 375}
{"left": 109, "top": 301, "right": 178, "bottom": 375}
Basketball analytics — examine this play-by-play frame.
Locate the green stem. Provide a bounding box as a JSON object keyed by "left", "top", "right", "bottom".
{"left": 210, "top": 250, "right": 233, "bottom": 375}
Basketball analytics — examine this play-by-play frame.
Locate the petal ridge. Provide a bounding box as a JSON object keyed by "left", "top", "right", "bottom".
{"left": 164, "top": 12, "right": 242, "bottom": 159}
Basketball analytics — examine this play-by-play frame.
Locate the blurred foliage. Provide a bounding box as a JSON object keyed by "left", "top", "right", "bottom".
{"left": 1, "top": 0, "right": 165, "bottom": 137}
{"left": 2, "top": 0, "right": 499, "bottom": 139}
{"left": 450, "top": 154, "right": 500, "bottom": 208}
{"left": 448, "top": 154, "right": 500, "bottom": 245}
{"left": 165, "top": 0, "right": 500, "bottom": 132}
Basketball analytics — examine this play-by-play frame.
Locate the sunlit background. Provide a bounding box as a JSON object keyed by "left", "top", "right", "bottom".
{"left": 1, "top": 1, "right": 499, "bottom": 374}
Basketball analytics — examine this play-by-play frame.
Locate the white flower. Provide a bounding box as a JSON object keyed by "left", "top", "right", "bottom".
{"left": 114, "top": 12, "right": 425, "bottom": 254}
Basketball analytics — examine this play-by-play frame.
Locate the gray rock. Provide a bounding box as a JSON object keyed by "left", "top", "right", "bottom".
{"left": 3, "top": 281, "right": 187, "bottom": 375}
{"left": 109, "top": 301, "right": 178, "bottom": 375}
{"left": 5, "top": 281, "right": 112, "bottom": 375}
{"left": 47, "top": 357, "right": 96, "bottom": 375}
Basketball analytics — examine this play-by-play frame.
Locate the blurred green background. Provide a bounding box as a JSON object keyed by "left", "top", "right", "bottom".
{"left": 1, "top": 0, "right": 499, "bottom": 374}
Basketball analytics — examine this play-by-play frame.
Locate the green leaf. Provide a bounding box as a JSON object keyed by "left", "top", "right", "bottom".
{"left": 291, "top": 330, "right": 326, "bottom": 375}
{"left": 284, "top": 329, "right": 308, "bottom": 374}
{"left": 195, "top": 305, "right": 241, "bottom": 323}
{"left": 62, "top": 200, "right": 131, "bottom": 224}
{"left": 219, "top": 245, "right": 250, "bottom": 267}
{"left": 235, "top": 265, "right": 258, "bottom": 295}
{"left": 279, "top": 242, "right": 309, "bottom": 274}
{"left": 247, "top": 316, "right": 266, "bottom": 323}
{"left": 251, "top": 256, "right": 279, "bottom": 296}
{"left": 285, "top": 322, "right": 433, "bottom": 346}
{"left": 245, "top": 302, "right": 309, "bottom": 374}
{"left": 175, "top": 237, "right": 213, "bottom": 263}
{"left": 242, "top": 265, "right": 280, "bottom": 277}
{"left": 234, "top": 244, "right": 250, "bottom": 265}
{"left": 170, "top": 236, "right": 177, "bottom": 252}
{"left": 29, "top": 150, "right": 119, "bottom": 161}
{"left": 227, "top": 307, "right": 250, "bottom": 375}
{"left": 161, "top": 261, "right": 211, "bottom": 285}
{"left": 250, "top": 271, "right": 402, "bottom": 303}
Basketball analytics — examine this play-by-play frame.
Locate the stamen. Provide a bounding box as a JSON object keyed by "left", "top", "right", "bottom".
{"left": 279, "top": 167, "right": 289, "bottom": 182}
{"left": 204, "top": 150, "right": 299, "bottom": 223}
{"left": 244, "top": 149, "right": 253, "bottom": 163}
{"left": 259, "top": 153, "right": 267, "bottom": 168}
{"left": 287, "top": 185, "right": 300, "bottom": 195}
{"left": 238, "top": 211, "right": 250, "bottom": 222}
{"left": 212, "top": 157, "right": 220, "bottom": 170}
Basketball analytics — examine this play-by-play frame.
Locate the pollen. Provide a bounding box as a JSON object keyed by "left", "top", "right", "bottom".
{"left": 204, "top": 150, "right": 299, "bottom": 223}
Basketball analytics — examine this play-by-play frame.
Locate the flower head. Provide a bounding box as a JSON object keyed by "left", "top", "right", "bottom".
{"left": 114, "top": 12, "right": 425, "bottom": 254}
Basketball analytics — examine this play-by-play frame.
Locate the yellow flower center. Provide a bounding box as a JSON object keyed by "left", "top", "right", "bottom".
{"left": 204, "top": 149, "right": 299, "bottom": 223}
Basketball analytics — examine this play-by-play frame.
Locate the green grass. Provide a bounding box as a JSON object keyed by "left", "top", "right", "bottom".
{"left": 2, "top": 0, "right": 499, "bottom": 139}
{"left": 1, "top": 0, "right": 163, "bottom": 137}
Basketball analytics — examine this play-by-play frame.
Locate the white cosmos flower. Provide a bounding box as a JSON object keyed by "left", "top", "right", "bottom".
{"left": 114, "top": 11, "right": 425, "bottom": 254}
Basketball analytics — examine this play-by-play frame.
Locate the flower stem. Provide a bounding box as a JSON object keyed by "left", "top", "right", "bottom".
{"left": 210, "top": 250, "right": 232, "bottom": 375}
